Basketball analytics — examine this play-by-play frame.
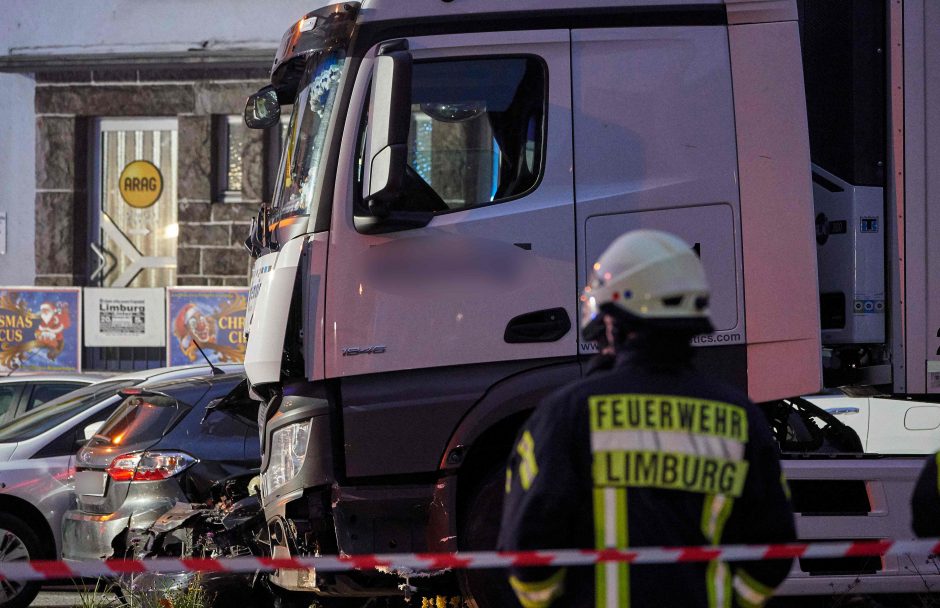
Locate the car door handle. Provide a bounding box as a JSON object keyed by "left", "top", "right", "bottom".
{"left": 504, "top": 308, "right": 571, "bottom": 343}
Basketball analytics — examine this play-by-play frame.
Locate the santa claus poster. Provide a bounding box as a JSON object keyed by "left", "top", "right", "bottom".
{"left": 0, "top": 288, "right": 81, "bottom": 373}
{"left": 166, "top": 288, "right": 248, "bottom": 366}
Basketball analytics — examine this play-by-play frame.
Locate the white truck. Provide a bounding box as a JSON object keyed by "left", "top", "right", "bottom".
{"left": 241, "top": 0, "right": 940, "bottom": 603}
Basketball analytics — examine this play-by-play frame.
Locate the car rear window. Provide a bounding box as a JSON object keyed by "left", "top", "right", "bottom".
{"left": 93, "top": 384, "right": 207, "bottom": 448}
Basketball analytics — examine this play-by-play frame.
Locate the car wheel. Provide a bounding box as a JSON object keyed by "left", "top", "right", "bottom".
{"left": 0, "top": 513, "right": 45, "bottom": 608}
{"left": 457, "top": 464, "right": 518, "bottom": 608}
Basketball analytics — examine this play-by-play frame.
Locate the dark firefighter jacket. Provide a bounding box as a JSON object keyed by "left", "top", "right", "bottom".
{"left": 912, "top": 453, "right": 940, "bottom": 537}
{"left": 498, "top": 349, "right": 796, "bottom": 608}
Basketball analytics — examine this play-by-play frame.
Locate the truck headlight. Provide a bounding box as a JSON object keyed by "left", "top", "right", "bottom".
{"left": 262, "top": 421, "right": 311, "bottom": 497}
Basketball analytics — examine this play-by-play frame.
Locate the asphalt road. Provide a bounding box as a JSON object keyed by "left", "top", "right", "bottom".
{"left": 32, "top": 590, "right": 119, "bottom": 607}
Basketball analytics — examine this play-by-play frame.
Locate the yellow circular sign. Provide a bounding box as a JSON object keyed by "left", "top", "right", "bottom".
{"left": 118, "top": 160, "right": 163, "bottom": 209}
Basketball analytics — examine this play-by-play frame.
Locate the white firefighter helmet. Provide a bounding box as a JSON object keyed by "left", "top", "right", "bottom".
{"left": 580, "top": 229, "right": 713, "bottom": 338}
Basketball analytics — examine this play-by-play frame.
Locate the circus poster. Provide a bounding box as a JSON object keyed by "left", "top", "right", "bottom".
{"left": 0, "top": 288, "right": 81, "bottom": 373}
{"left": 166, "top": 288, "right": 248, "bottom": 366}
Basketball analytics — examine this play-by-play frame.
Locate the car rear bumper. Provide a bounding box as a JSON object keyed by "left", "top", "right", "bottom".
{"left": 61, "top": 509, "right": 132, "bottom": 561}
{"left": 64, "top": 474, "right": 189, "bottom": 561}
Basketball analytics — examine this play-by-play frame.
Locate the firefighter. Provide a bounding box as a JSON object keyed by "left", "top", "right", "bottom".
{"left": 498, "top": 229, "right": 796, "bottom": 608}
{"left": 911, "top": 453, "right": 940, "bottom": 537}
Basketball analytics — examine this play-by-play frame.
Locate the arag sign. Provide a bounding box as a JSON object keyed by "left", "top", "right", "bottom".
{"left": 118, "top": 160, "right": 163, "bottom": 209}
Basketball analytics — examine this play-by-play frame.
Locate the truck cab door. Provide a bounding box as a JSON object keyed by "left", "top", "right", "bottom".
{"left": 326, "top": 30, "right": 575, "bottom": 379}
{"left": 572, "top": 26, "right": 747, "bottom": 384}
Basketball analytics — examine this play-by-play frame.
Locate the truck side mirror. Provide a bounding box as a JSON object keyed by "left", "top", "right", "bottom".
{"left": 244, "top": 203, "right": 271, "bottom": 257}
{"left": 244, "top": 85, "right": 281, "bottom": 129}
{"left": 364, "top": 46, "right": 413, "bottom": 209}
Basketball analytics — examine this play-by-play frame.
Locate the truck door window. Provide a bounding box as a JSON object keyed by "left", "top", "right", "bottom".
{"left": 358, "top": 56, "right": 546, "bottom": 215}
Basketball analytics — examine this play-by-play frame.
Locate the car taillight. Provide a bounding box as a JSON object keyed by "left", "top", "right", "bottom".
{"left": 105, "top": 451, "right": 197, "bottom": 482}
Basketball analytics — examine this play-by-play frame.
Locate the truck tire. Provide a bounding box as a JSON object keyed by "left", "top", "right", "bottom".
{"left": 457, "top": 464, "right": 517, "bottom": 608}
{"left": 0, "top": 513, "right": 46, "bottom": 608}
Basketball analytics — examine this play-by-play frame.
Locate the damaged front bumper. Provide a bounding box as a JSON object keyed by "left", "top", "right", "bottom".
{"left": 264, "top": 479, "right": 456, "bottom": 596}
{"left": 258, "top": 382, "right": 458, "bottom": 596}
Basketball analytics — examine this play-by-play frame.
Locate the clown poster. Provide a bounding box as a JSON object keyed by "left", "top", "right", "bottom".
{"left": 0, "top": 288, "right": 81, "bottom": 373}
{"left": 166, "top": 288, "right": 248, "bottom": 366}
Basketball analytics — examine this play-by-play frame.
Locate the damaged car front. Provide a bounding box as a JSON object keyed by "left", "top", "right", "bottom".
{"left": 62, "top": 373, "right": 259, "bottom": 562}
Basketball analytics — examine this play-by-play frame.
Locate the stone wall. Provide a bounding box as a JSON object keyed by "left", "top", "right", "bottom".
{"left": 33, "top": 113, "right": 82, "bottom": 286}
{"left": 33, "top": 66, "right": 270, "bottom": 287}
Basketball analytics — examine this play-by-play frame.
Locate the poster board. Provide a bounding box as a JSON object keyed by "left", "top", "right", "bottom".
{"left": 84, "top": 288, "right": 165, "bottom": 347}
{"left": 0, "top": 288, "right": 81, "bottom": 373}
{"left": 166, "top": 287, "right": 248, "bottom": 366}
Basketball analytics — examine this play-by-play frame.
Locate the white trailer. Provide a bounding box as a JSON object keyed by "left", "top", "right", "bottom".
{"left": 768, "top": 0, "right": 940, "bottom": 595}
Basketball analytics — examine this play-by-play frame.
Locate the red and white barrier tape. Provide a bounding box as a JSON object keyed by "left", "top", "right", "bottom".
{"left": 2, "top": 539, "right": 937, "bottom": 582}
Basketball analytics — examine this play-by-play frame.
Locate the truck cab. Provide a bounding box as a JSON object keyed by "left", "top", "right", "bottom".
{"left": 242, "top": 0, "right": 821, "bottom": 601}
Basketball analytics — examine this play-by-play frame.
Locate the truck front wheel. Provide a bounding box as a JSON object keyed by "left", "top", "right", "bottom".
{"left": 457, "top": 464, "right": 517, "bottom": 608}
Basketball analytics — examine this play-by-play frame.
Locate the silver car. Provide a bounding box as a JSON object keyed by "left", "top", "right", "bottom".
{"left": 0, "top": 372, "right": 109, "bottom": 426}
{"left": 0, "top": 364, "right": 241, "bottom": 608}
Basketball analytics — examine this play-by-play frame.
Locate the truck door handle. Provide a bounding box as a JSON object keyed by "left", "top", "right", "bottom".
{"left": 504, "top": 308, "right": 571, "bottom": 343}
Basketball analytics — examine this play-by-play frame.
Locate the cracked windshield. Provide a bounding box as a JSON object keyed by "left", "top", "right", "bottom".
{"left": 272, "top": 50, "right": 345, "bottom": 230}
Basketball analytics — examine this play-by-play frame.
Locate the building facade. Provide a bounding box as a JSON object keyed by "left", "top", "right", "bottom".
{"left": 0, "top": 0, "right": 314, "bottom": 289}
{"left": 0, "top": 0, "right": 314, "bottom": 369}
